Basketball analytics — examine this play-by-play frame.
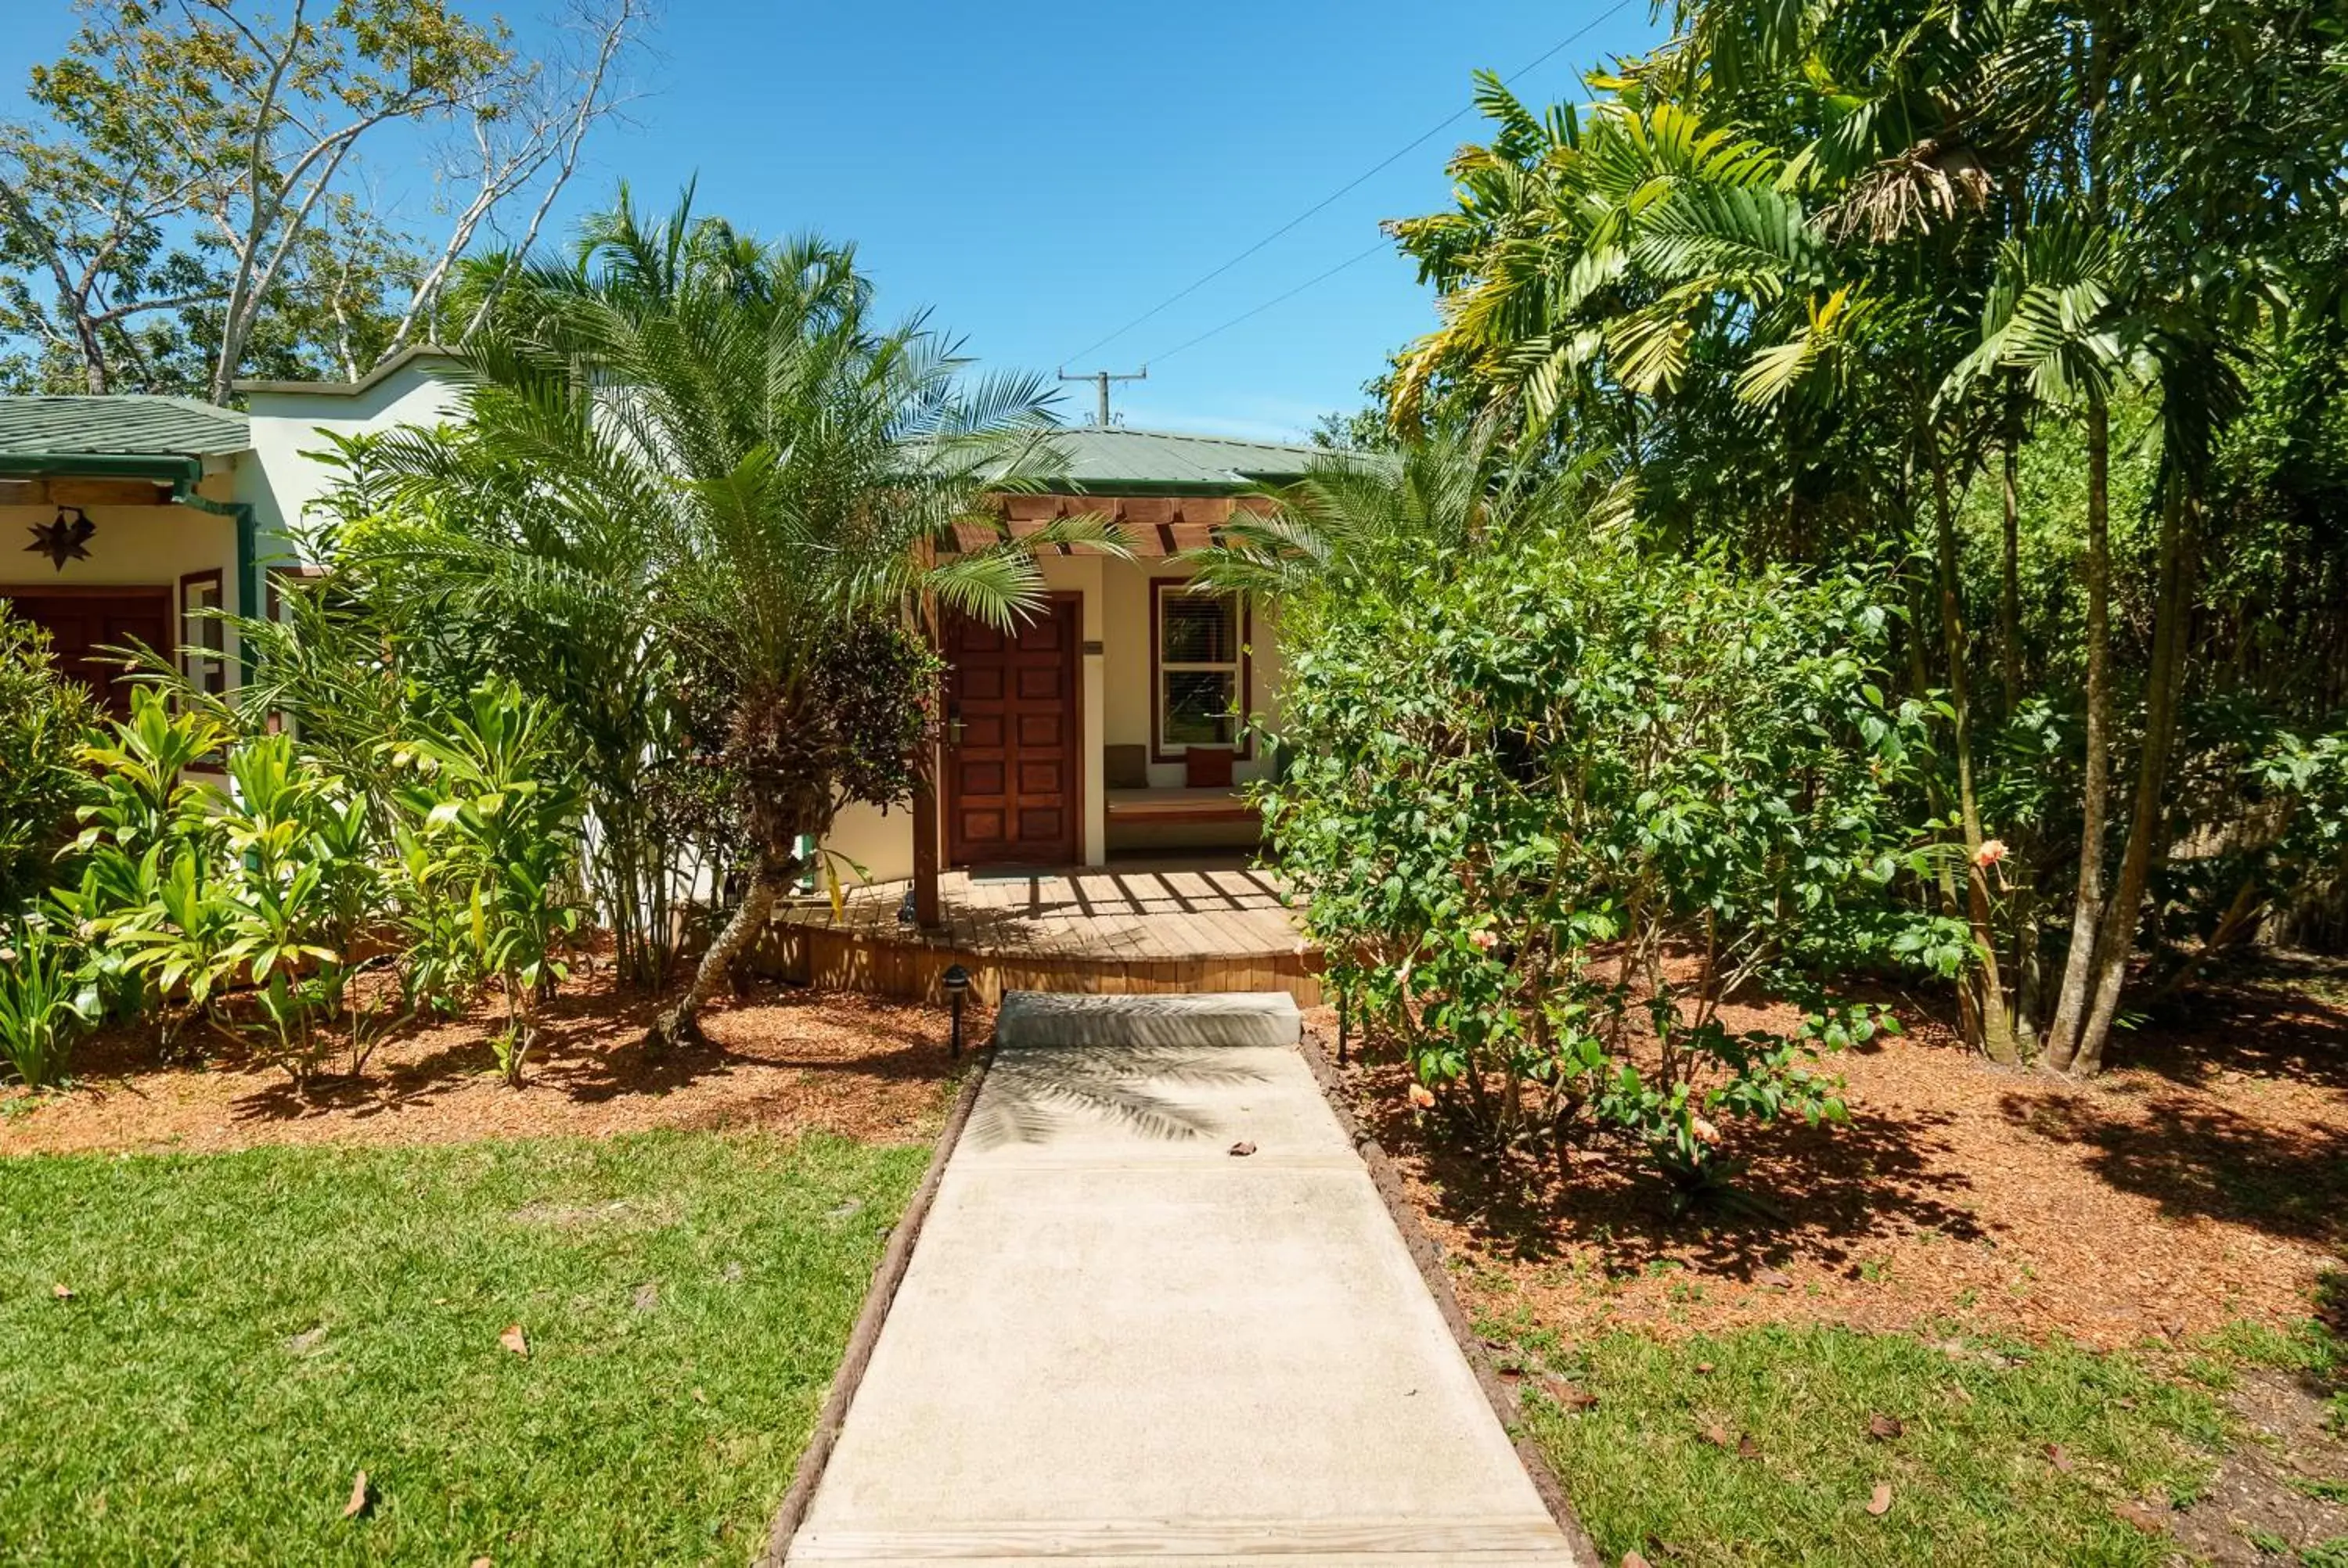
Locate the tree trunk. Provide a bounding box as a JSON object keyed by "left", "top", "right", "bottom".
{"left": 2071, "top": 487, "right": 2196, "bottom": 1074}
{"left": 2044, "top": 393, "right": 2112, "bottom": 1068}
{"left": 1929, "top": 442, "right": 2020, "bottom": 1065}
{"left": 650, "top": 854, "right": 789, "bottom": 1049}
{"left": 1999, "top": 408, "right": 2024, "bottom": 717}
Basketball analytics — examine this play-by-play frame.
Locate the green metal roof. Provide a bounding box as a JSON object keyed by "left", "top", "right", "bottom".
{"left": 0, "top": 395, "right": 250, "bottom": 461}
{"left": 1038, "top": 426, "right": 1335, "bottom": 494}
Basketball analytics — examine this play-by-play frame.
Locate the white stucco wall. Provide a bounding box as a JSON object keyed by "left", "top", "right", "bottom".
{"left": 237, "top": 356, "right": 467, "bottom": 564}
{"left": 0, "top": 502, "right": 238, "bottom": 597}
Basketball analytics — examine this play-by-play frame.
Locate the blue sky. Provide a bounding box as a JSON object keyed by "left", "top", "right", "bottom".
{"left": 2, "top": 1, "right": 1663, "bottom": 441}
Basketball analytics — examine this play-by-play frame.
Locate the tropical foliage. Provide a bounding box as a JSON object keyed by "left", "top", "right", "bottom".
{"left": 27, "top": 684, "right": 581, "bottom": 1091}
{"left": 0, "top": 603, "right": 96, "bottom": 920}
{"left": 1248, "top": 438, "right": 1952, "bottom": 1188}
{"left": 333, "top": 190, "right": 1122, "bottom": 1047}
{"left": 1369, "top": 0, "right": 2348, "bottom": 1076}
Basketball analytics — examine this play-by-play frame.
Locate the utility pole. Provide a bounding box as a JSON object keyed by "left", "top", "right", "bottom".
{"left": 1058, "top": 365, "right": 1146, "bottom": 426}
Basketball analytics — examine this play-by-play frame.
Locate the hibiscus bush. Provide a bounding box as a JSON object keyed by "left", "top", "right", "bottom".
{"left": 1266, "top": 526, "right": 1968, "bottom": 1196}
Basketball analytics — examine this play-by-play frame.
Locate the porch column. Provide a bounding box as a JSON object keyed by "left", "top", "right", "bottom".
{"left": 914, "top": 552, "right": 945, "bottom": 930}
{"left": 913, "top": 753, "right": 942, "bottom": 931}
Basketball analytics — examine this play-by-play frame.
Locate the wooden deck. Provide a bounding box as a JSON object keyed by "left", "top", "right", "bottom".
{"left": 756, "top": 862, "right": 1320, "bottom": 1005}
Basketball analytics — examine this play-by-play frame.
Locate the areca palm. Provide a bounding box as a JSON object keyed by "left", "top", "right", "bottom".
{"left": 1183, "top": 422, "right": 1611, "bottom": 610}
{"left": 1392, "top": 75, "right": 1821, "bottom": 438}
{"left": 352, "top": 191, "right": 1122, "bottom": 1045}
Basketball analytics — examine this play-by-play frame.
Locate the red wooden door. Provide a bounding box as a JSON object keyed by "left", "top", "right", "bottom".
{"left": 2, "top": 588, "right": 171, "bottom": 717}
{"left": 944, "top": 597, "right": 1082, "bottom": 868}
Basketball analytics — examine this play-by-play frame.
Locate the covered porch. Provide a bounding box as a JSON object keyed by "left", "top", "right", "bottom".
{"left": 759, "top": 861, "right": 1321, "bottom": 1006}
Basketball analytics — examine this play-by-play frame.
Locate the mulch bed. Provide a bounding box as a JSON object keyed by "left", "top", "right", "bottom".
{"left": 2, "top": 966, "right": 977, "bottom": 1158}
{"left": 1321, "top": 962, "right": 2348, "bottom": 1351}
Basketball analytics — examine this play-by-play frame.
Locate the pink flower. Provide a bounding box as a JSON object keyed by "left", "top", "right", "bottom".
{"left": 1469, "top": 929, "right": 1500, "bottom": 951}
{"left": 1691, "top": 1115, "right": 1722, "bottom": 1146}
{"left": 1973, "top": 838, "right": 2008, "bottom": 868}
{"left": 1408, "top": 1082, "right": 1437, "bottom": 1109}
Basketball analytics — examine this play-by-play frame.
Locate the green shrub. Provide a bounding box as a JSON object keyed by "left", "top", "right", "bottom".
{"left": 390, "top": 679, "right": 585, "bottom": 1086}
{"left": 59, "top": 684, "right": 582, "bottom": 1089}
{"left": 0, "top": 603, "right": 99, "bottom": 918}
{"left": 1268, "top": 526, "right": 1968, "bottom": 1193}
{"left": 0, "top": 920, "right": 96, "bottom": 1088}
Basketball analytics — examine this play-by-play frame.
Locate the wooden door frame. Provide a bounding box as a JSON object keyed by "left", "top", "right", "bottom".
{"left": 942, "top": 590, "right": 1086, "bottom": 870}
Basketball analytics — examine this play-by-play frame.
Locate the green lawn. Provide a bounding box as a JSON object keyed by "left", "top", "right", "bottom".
{"left": 0, "top": 1129, "right": 925, "bottom": 1565}
{"left": 1525, "top": 1324, "right": 2244, "bottom": 1567}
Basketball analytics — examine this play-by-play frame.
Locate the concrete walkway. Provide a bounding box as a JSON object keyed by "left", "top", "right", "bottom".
{"left": 782, "top": 994, "right": 1584, "bottom": 1568}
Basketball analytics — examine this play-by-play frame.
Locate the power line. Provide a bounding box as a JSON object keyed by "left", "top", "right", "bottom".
{"left": 1147, "top": 239, "right": 1392, "bottom": 366}
{"left": 1057, "top": 0, "right": 1640, "bottom": 368}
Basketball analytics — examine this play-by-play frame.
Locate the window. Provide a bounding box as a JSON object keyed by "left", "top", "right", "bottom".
{"left": 1153, "top": 582, "right": 1247, "bottom": 756}
{"left": 178, "top": 570, "right": 226, "bottom": 697}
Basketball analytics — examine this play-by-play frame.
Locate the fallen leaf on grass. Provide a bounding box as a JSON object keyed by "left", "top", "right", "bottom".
{"left": 1694, "top": 1361, "right": 1715, "bottom": 1375}
{"left": 471, "top": 1557, "right": 492, "bottom": 1567}
{"left": 1946, "top": 1383, "right": 1975, "bottom": 1404}
{"left": 1543, "top": 1379, "right": 1599, "bottom": 1411}
{"left": 1228, "top": 1141, "right": 1257, "bottom": 1157}
{"left": 1700, "top": 1423, "right": 1730, "bottom": 1448}
{"left": 499, "top": 1323, "right": 528, "bottom": 1357}
{"left": 1735, "top": 1435, "right": 1762, "bottom": 1460}
{"left": 286, "top": 1324, "right": 329, "bottom": 1355}
{"left": 1866, "top": 1482, "right": 1893, "bottom": 1516}
{"left": 1868, "top": 1414, "right": 1904, "bottom": 1440}
{"left": 2044, "top": 1443, "right": 2073, "bottom": 1473}
{"left": 2110, "top": 1501, "right": 2168, "bottom": 1535}
{"left": 1622, "top": 1553, "right": 1651, "bottom": 1568}
{"left": 51, "top": 1283, "right": 73, "bottom": 1300}
{"left": 342, "top": 1471, "right": 371, "bottom": 1519}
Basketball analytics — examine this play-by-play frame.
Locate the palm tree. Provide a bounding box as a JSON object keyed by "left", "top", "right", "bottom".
{"left": 1183, "top": 421, "right": 1611, "bottom": 607}
{"left": 355, "top": 190, "right": 1122, "bottom": 1047}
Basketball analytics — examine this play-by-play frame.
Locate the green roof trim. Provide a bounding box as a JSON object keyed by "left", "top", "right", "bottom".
{"left": 1027, "top": 426, "right": 1337, "bottom": 494}
{"left": 0, "top": 395, "right": 250, "bottom": 463}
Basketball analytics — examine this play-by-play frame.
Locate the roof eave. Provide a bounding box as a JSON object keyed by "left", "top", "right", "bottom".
{"left": 1021, "top": 473, "right": 1307, "bottom": 498}
{"left": 234, "top": 342, "right": 466, "bottom": 398}
{"left": 0, "top": 451, "right": 208, "bottom": 483}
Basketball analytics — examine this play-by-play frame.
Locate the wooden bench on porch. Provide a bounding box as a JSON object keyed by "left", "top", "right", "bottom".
{"left": 1103, "top": 743, "right": 1261, "bottom": 854}
{"left": 1105, "top": 786, "right": 1257, "bottom": 826}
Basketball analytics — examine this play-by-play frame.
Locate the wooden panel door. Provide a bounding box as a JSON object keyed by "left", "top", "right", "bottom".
{"left": 2, "top": 588, "right": 171, "bottom": 717}
{"left": 944, "top": 596, "right": 1082, "bottom": 868}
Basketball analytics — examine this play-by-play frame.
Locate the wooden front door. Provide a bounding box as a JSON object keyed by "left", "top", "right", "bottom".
{"left": 2, "top": 587, "right": 171, "bottom": 717}
{"left": 944, "top": 596, "right": 1082, "bottom": 868}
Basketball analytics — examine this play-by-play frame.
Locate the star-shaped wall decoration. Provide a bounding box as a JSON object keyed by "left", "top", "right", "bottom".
{"left": 25, "top": 507, "right": 95, "bottom": 571}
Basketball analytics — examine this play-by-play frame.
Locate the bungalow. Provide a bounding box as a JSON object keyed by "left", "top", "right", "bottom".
{"left": 827, "top": 425, "right": 1320, "bottom": 906}
{"left": 8, "top": 357, "right": 1312, "bottom": 875}
{"left": 0, "top": 347, "right": 464, "bottom": 710}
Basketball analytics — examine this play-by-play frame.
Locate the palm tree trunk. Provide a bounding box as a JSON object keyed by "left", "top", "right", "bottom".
{"left": 650, "top": 854, "right": 789, "bottom": 1048}
{"left": 2071, "top": 487, "right": 2195, "bottom": 1074}
{"left": 2045, "top": 393, "right": 2112, "bottom": 1068}
{"left": 1929, "top": 442, "right": 2019, "bottom": 1065}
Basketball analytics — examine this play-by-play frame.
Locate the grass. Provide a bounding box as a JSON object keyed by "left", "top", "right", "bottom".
{"left": 1525, "top": 1324, "right": 2232, "bottom": 1567}
{"left": 0, "top": 1128, "right": 925, "bottom": 1565}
